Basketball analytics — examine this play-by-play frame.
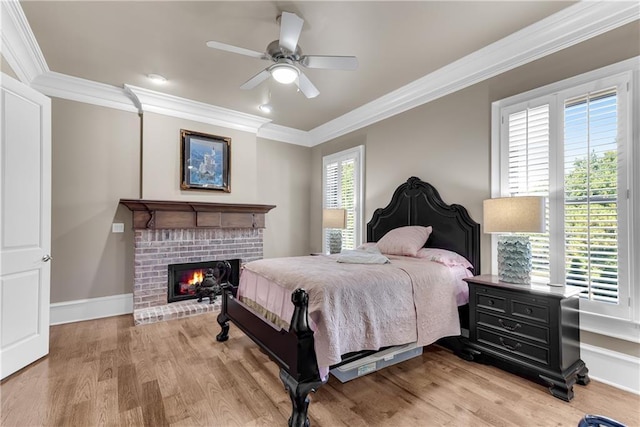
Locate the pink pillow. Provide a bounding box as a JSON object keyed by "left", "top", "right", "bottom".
{"left": 416, "top": 248, "right": 472, "bottom": 269}
{"left": 376, "top": 226, "right": 432, "bottom": 257}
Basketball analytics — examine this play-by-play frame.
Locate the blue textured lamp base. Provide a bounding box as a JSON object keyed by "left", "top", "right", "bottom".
{"left": 328, "top": 229, "right": 342, "bottom": 254}
{"left": 498, "top": 235, "right": 532, "bottom": 285}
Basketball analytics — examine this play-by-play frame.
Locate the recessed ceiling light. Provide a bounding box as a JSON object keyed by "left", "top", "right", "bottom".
{"left": 259, "top": 104, "right": 273, "bottom": 113}
{"left": 147, "top": 73, "right": 167, "bottom": 84}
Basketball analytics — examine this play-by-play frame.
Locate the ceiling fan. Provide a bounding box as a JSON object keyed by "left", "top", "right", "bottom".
{"left": 206, "top": 11, "right": 358, "bottom": 99}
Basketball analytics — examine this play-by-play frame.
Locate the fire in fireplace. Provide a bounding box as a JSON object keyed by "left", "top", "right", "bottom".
{"left": 167, "top": 259, "right": 240, "bottom": 303}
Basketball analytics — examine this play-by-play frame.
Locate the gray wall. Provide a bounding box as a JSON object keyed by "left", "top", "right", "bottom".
{"left": 311, "top": 22, "right": 640, "bottom": 357}
{"left": 49, "top": 101, "right": 312, "bottom": 303}
{"left": 51, "top": 99, "right": 139, "bottom": 302}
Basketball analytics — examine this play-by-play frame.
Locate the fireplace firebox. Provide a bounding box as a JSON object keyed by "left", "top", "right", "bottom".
{"left": 168, "top": 259, "right": 240, "bottom": 303}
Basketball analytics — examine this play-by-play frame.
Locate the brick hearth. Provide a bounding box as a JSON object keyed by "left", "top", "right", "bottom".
{"left": 133, "top": 228, "right": 263, "bottom": 324}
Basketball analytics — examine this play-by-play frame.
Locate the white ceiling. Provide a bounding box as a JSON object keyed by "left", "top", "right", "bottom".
{"left": 18, "top": 1, "right": 576, "bottom": 132}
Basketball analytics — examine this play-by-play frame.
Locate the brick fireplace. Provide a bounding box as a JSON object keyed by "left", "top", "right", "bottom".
{"left": 120, "top": 199, "right": 275, "bottom": 325}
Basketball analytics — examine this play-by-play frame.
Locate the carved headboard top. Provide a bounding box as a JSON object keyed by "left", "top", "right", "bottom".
{"left": 366, "top": 177, "right": 480, "bottom": 273}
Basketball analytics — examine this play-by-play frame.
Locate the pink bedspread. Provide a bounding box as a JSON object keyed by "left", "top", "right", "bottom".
{"left": 238, "top": 254, "right": 469, "bottom": 370}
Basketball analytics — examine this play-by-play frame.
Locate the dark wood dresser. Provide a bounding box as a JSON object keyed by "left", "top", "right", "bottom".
{"left": 464, "top": 274, "right": 590, "bottom": 401}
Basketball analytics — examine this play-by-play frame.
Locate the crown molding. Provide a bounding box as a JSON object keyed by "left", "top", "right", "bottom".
{"left": 308, "top": 1, "right": 640, "bottom": 145}
{"left": 2, "top": 0, "right": 637, "bottom": 146}
{"left": 0, "top": 0, "right": 49, "bottom": 83}
{"left": 31, "top": 72, "right": 139, "bottom": 113}
{"left": 257, "top": 123, "right": 312, "bottom": 147}
{"left": 124, "top": 85, "right": 271, "bottom": 134}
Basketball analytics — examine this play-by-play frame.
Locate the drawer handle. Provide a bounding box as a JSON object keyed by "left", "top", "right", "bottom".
{"left": 488, "top": 299, "right": 495, "bottom": 306}
{"left": 499, "top": 337, "right": 522, "bottom": 351}
{"left": 498, "top": 319, "right": 522, "bottom": 332}
{"left": 525, "top": 308, "right": 533, "bottom": 315}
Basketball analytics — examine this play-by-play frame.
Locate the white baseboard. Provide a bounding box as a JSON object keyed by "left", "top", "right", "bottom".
{"left": 581, "top": 343, "right": 640, "bottom": 395}
{"left": 50, "top": 293, "right": 133, "bottom": 325}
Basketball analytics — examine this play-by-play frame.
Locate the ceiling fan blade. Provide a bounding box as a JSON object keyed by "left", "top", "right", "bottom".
{"left": 206, "top": 40, "right": 268, "bottom": 60}
{"left": 240, "top": 69, "right": 270, "bottom": 90}
{"left": 279, "top": 11, "right": 304, "bottom": 53}
{"left": 300, "top": 55, "right": 358, "bottom": 70}
{"left": 296, "top": 72, "right": 320, "bottom": 99}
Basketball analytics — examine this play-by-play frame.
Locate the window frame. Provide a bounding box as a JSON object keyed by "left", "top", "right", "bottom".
{"left": 491, "top": 57, "right": 639, "bottom": 341}
{"left": 322, "top": 145, "right": 365, "bottom": 253}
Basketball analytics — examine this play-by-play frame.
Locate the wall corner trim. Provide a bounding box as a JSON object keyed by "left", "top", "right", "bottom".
{"left": 0, "top": 0, "right": 49, "bottom": 83}
{"left": 124, "top": 84, "right": 272, "bottom": 134}
{"left": 50, "top": 293, "right": 133, "bottom": 325}
{"left": 257, "top": 123, "right": 313, "bottom": 146}
{"left": 31, "top": 71, "right": 139, "bottom": 113}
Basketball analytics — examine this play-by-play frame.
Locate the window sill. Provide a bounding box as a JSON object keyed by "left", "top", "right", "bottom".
{"left": 580, "top": 311, "right": 640, "bottom": 343}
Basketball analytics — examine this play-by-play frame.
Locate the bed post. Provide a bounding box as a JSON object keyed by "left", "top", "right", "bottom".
{"left": 280, "top": 289, "right": 324, "bottom": 427}
{"left": 215, "top": 282, "right": 232, "bottom": 342}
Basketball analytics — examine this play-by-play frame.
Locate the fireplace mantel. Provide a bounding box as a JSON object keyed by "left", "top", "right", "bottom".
{"left": 120, "top": 199, "right": 276, "bottom": 230}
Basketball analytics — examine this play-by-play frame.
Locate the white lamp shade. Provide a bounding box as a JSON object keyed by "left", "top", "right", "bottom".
{"left": 483, "top": 196, "right": 546, "bottom": 234}
{"left": 322, "top": 209, "right": 346, "bottom": 229}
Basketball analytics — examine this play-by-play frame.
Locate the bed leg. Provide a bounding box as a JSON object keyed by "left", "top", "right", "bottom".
{"left": 216, "top": 312, "right": 229, "bottom": 342}
{"left": 216, "top": 284, "right": 231, "bottom": 342}
{"left": 280, "top": 369, "right": 323, "bottom": 427}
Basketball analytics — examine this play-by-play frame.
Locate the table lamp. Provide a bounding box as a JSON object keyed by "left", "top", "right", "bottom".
{"left": 483, "top": 196, "right": 546, "bottom": 284}
{"left": 322, "top": 208, "right": 346, "bottom": 254}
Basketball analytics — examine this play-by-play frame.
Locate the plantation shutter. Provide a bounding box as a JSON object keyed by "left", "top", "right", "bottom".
{"left": 322, "top": 147, "right": 363, "bottom": 253}
{"left": 563, "top": 88, "right": 619, "bottom": 303}
{"left": 340, "top": 159, "right": 357, "bottom": 250}
{"left": 505, "top": 104, "right": 550, "bottom": 283}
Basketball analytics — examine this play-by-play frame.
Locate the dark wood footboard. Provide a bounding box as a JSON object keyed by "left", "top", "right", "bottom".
{"left": 216, "top": 283, "right": 324, "bottom": 427}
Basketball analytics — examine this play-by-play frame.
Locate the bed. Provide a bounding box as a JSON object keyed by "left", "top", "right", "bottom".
{"left": 215, "top": 177, "right": 480, "bottom": 427}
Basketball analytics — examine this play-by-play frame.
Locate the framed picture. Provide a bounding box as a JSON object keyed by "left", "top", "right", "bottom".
{"left": 180, "top": 129, "right": 231, "bottom": 192}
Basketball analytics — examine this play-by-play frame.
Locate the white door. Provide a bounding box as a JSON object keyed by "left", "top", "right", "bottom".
{"left": 0, "top": 73, "right": 51, "bottom": 379}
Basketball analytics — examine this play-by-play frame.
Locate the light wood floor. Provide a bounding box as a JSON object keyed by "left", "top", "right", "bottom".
{"left": 1, "top": 313, "right": 638, "bottom": 427}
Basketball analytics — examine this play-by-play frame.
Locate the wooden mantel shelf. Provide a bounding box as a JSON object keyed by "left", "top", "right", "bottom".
{"left": 120, "top": 199, "right": 276, "bottom": 230}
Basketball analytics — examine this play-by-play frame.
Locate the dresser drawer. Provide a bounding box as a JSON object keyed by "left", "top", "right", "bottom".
{"left": 475, "top": 287, "right": 507, "bottom": 312}
{"left": 477, "top": 312, "right": 549, "bottom": 345}
{"left": 511, "top": 298, "right": 549, "bottom": 324}
{"left": 477, "top": 327, "right": 550, "bottom": 366}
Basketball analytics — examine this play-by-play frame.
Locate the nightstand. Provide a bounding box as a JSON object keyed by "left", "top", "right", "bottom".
{"left": 463, "top": 274, "right": 590, "bottom": 401}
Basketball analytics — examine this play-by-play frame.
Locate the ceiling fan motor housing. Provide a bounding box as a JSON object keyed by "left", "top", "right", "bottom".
{"left": 267, "top": 40, "right": 302, "bottom": 61}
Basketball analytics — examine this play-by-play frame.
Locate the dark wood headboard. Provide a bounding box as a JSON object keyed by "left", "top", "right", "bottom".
{"left": 367, "top": 177, "right": 480, "bottom": 274}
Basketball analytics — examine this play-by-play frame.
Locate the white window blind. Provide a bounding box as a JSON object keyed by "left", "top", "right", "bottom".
{"left": 322, "top": 146, "right": 364, "bottom": 253}
{"left": 564, "top": 89, "right": 619, "bottom": 303}
{"left": 506, "top": 104, "right": 550, "bottom": 284}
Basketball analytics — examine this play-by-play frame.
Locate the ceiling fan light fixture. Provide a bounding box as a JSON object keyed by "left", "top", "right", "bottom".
{"left": 270, "top": 63, "right": 299, "bottom": 84}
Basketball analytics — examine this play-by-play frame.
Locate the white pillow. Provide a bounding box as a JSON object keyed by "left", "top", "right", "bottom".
{"left": 416, "top": 248, "right": 473, "bottom": 269}
{"left": 376, "top": 226, "right": 432, "bottom": 257}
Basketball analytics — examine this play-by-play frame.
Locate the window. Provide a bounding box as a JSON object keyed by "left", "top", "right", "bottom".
{"left": 322, "top": 146, "right": 364, "bottom": 253}
{"left": 564, "top": 89, "right": 620, "bottom": 304}
{"left": 493, "top": 60, "right": 636, "bottom": 323}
